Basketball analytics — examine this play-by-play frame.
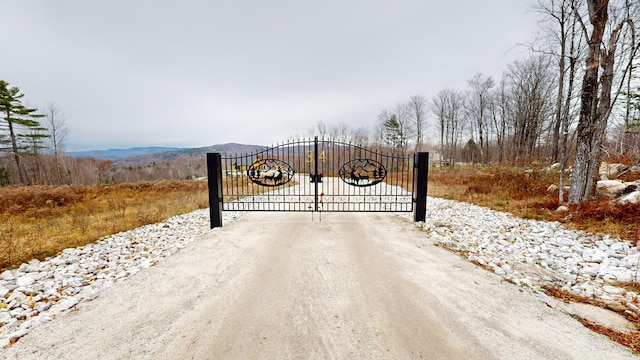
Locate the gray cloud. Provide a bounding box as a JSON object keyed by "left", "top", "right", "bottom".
{"left": 3, "top": 0, "right": 538, "bottom": 150}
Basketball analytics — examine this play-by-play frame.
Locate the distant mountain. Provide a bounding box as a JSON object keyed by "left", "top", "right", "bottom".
{"left": 108, "top": 143, "right": 268, "bottom": 166}
{"left": 67, "top": 147, "right": 183, "bottom": 160}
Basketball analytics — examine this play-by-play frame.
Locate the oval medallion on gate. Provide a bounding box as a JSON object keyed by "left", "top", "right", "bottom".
{"left": 246, "top": 158, "right": 294, "bottom": 187}
{"left": 339, "top": 158, "right": 386, "bottom": 187}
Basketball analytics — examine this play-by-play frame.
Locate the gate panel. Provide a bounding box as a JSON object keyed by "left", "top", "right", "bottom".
{"left": 220, "top": 139, "right": 316, "bottom": 211}
{"left": 314, "top": 140, "right": 413, "bottom": 212}
{"left": 210, "top": 137, "right": 422, "bottom": 220}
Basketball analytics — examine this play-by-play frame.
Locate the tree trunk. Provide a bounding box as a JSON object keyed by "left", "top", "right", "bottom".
{"left": 552, "top": 41, "right": 566, "bottom": 163}
{"left": 6, "top": 117, "right": 29, "bottom": 185}
{"left": 584, "top": 21, "right": 625, "bottom": 196}
{"left": 568, "top": 0, "right": 608, "bottom": 204}
{"left": 559, "top": 47, "right": 578, "bottom": 204}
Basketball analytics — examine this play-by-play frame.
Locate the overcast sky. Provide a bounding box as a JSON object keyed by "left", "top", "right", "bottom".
{"left": 4, "top": 1, "right": 539, "bottom": 151}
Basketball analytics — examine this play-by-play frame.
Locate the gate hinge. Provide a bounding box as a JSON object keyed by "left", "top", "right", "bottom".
{"left": 310, "top": 174, "right": 323, "bottom": 183}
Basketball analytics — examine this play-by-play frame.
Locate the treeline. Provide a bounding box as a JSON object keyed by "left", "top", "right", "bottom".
{"left": 0, "top": 81, "right": 207, "bottom": 186}
{"left": 305, "top": 1, "right": 639, "bottom": 173}
{"left": 304, "top": 0, "right": 639, "bottom": 205}
{"left": 0, "top": 152, "right": 209, "bottom": 186}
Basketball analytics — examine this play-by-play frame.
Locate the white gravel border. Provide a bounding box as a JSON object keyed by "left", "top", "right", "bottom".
{"left": 409, "top": 196, "right": 640, "bottom": 318}
{"left": 0, "top": 209, "right": 243, "bottom": 347}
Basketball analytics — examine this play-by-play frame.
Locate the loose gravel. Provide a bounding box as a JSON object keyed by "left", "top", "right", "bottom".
{"left": 414, "top": 197, "right": 640, "bottom": 318}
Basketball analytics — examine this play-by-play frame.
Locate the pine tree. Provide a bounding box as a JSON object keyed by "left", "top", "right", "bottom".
{"left": 383, "top": 115, "right": 406, "bottom": 150}
{"left": 0, "top": 80, "right": 46, "bottom": 184}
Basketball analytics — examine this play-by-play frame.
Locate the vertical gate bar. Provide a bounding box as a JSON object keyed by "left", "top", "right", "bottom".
{"left": 413, "top": 152, "right": 429, "bottom": 222}
{"left": 235, "top": 155, "right": 240, "bottom": 210}
{"left": 302, "top": 140, "right": 306, "bottom": 211}
{"left": 405, "top": 154, "right": 410, "bottom": 211}
{"left": 236, "top": 154, "right": 242, "bottom": 210}
{"left": 314, "top": 136, "right": 319, "bottom": 211}
{"left": 207, "top": 153, "right": 223, "bottom": 228}
{"left": 225, "top": 156, "right": 230, "bottom": 211}
{"left": 309, "top": 139, "right": 312, "bottom": 211}
{"left": 267, "top": 146, "right": 271, "bottom": 210}
{"left": 299, "top": 140, "right": 303, "bottom": 210}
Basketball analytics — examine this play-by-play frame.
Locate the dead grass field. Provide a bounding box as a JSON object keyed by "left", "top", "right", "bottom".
{"left": 0, "top": 180, "right": 210, "bottom": 270}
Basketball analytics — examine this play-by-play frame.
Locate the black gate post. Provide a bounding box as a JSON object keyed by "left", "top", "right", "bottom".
{"left": 313, "top": 136, "right": 319, "bottom": 211}
{"left": 207, "top": 153, "right": 223, "bottom": 228}
{"left": 413, "top": 152, "right": 429, "bottom": 222}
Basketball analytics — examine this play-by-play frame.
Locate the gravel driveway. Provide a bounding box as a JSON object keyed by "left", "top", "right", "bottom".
{"left": 2, "top": 211, "right": 634, "bottom": 359}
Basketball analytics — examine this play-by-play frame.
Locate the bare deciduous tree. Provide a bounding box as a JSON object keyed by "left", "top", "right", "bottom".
{"left": 408, "top": 95, "right": 428, "bottom": 152}
{"left": 505, "top": 55, "right": 556, "bottom": 164}
{"left": 491, "top": 76, "right": 511, "bottom": 164}
{"left": 569, "top": 0, "right": 637, "bottom": 203}
{"left": 43, "top": 102, "right": 68, "bottom": 157}
{"left": 533, "top": 0, "right": 584, "bottom": 163}
{"left": 431, "top": 89, "right": 465, "bottom": 169}
{"left": 43, "top": 102, "right": 70, "bottom": 184}
{"left": 466, "top": 73, "right": 495, "bottom": 163}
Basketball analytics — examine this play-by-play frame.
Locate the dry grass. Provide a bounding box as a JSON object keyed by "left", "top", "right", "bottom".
{"left": 0, "top": 176, "right": 283, "bottom": 270}
{"left": 0, "top": 180, "right": 210, "bottom": 270}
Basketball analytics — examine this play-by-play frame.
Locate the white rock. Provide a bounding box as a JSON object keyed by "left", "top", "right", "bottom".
{"left": 16, "top": 275, "right": 36, "bottom": 287}
{"left": 0, "top": 311, "right": 11, "bottom": 324}
{"left": 0, "top": 270, "right": 15, "bottom": 280}
{"left": 48, "top": 297, "right": 78, "bottom": 315}
{"left": 619, "top": 191, "right": 640, "bottom": 205}
{"left": 603, "top": 285, "right": 625, "bottom": 295}
{"left": 597, "top": 179, "right": 626, "bottom": 196}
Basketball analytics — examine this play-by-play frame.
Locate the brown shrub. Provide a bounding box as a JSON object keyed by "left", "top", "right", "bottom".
{"left": 0, "top": 185, "right": 87, "bottom": 213}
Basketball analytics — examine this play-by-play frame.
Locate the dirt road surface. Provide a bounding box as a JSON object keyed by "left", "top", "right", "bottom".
{"left": 3, "top": 212, "right": 635, "bottom": 359}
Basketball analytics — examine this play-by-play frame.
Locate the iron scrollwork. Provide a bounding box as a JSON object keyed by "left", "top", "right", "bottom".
{"left": 339, "top": 158, "right": 386, "bottom": 187}
{"left": 247, "top": 158, "right": 294, "bottom": 186}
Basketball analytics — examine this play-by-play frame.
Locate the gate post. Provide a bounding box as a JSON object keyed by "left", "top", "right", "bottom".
{"left": 207, "top": 153, "right": 223, "bottom": 228}
{"left": 413, "top": 152, "right": 429, "bottom": 222}
{"left": 313, "top": 136, "right": 319, "bottom": 211}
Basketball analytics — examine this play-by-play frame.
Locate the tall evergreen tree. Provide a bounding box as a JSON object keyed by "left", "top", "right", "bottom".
{"left": 383, "top": 114, "right": 406, "bottom": 150}
{"left": 0, "top": 80, "right": 46, "bottom": 184}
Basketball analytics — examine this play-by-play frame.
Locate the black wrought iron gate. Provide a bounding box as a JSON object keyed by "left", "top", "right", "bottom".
{"left": 207, "top": 137, "right": 428, "bottom": 228}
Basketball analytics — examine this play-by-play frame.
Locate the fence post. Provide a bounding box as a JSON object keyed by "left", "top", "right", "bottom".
{"left": 413, "top": 152, "right": 429, "bottom": 222}
{"left": 207, "top": 153, "right": 223, "bottom": 228}
{"left": 313, "top": 136, "right": 319, "bottom": 211}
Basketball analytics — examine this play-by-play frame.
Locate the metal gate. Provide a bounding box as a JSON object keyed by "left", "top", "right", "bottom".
{"left": 207, "top": 137, "right": 428, "bottom": 227}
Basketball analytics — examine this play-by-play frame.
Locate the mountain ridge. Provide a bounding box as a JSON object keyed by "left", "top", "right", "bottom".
{"left": 67, "top": 147, "right": 184, "bottom": 160}
{"left": 68, "top": 143, "right": 268, "bottom": 164}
